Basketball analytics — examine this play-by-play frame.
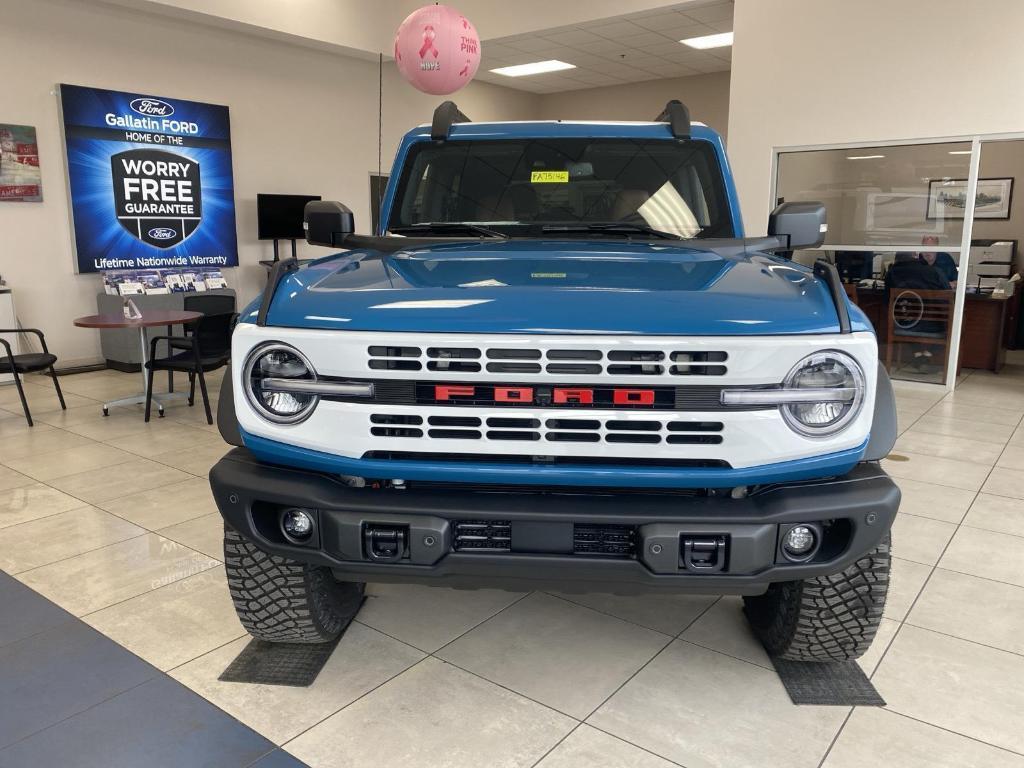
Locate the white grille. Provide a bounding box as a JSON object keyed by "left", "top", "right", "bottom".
{"left": 369, "top": 413, "right": 724, "bottom": 446}
{"left": 367, "top": 344, "right": 728, "bottom": 377}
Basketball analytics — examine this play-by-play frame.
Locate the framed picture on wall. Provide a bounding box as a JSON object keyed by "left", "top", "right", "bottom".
{"left": 0, "top": 124, "right": 42, "bottom": 202}
{"left": 927, "top": 177, "right": 1013, "bottom": 220}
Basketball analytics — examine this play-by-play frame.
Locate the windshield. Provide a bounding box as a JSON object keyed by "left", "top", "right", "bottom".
{"left": 388, "top": 137, "right": 734, "bottom": 239}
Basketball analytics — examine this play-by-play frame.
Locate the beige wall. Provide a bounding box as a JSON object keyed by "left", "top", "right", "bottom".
{"left": 538, "top": 71, "right": 730, "bottom": 142}
{"left": 728, "top": 0, "right": 1024, "bottom": 236}
{"left": 0, "top": 0, "right": 539, "bottom": 367}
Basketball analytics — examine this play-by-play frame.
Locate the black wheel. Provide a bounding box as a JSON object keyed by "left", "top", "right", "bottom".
{"left": 223, "top": 524, "right": 365, "bottom": 643}
{"left": 102, "top": 407, "right": 109, "bottom": 417}
{"left": 743, "top": 532, "right": 890, "bottom": 662}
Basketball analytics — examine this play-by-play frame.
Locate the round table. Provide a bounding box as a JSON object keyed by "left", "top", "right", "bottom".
{"left": 74, "top": 310, "right": 203, "bottom": 417}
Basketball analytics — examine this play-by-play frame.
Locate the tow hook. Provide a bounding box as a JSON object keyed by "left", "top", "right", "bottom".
{"left": 682, "top": 535, "right": 727, "bottom": 571}
{"left": 363, "top": 524, "right": 408, "bottom": 562}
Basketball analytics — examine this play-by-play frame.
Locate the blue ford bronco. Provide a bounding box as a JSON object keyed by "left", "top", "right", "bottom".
{"left": 211, "top": 100, "right": 898, "bottom": 661}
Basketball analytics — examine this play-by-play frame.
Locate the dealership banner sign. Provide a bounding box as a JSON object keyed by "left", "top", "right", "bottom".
{"left": 59, "top": 84, "right": 238, "bottom": 273}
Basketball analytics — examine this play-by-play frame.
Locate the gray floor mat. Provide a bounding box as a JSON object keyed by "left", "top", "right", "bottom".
{"left": 219, "top": 636, "right": 342, "bottom": 687}
{"left": 771, "top": 658, "right": 886, "bottom": 706}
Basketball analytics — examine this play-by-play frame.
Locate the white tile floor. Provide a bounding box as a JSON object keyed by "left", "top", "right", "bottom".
{"left": 3, "top": 365, "right": 1024, "bottom": 767}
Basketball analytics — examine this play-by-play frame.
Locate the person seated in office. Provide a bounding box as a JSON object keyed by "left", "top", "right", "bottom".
{"left": 885, "top": 251, "right": 951, "bottom": 291}
{"left": 918, "top": 234, "right": 958, "bottom": 287}
{"left": 885, "top": 252, "right": 950, "bottom": 370}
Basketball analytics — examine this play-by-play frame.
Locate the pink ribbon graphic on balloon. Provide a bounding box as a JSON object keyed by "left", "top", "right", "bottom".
{"left": 419, "top": 25, "right": 439, "bottom": 58}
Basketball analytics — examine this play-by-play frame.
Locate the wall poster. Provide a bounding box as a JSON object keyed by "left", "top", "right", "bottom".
{"left": 0, "top": 124, "right": 42, "bottom": 202}
{"left": 58, "top": 84, "right": 238, "bottom": 273}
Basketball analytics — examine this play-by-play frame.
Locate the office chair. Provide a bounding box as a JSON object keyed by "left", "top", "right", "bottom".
{"left": 886, "top": 289, "right": 955, "bottom": 375}
{"left": 165, "top": 294, "right": 237, "bottom": 391}
{"left": 144, "top": 312, "right": 234, "bottom": 424}
{"left": 0, "top": 328, "right": 66, "bottom": 426}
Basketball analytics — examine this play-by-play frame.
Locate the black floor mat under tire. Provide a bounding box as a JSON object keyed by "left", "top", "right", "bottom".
{"left": 744, "top": 532, "right": 891, "bottom": 662}
{"left": 771, "top": 658, "right": 885, "bottom": 706}
{"left": 219, "top": 635, "right": 346, "bottom": 687}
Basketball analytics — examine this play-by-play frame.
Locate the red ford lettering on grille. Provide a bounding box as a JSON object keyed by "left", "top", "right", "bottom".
{"left": 495, "top": 387, "right": 533, "bottom": 402}
{"left": 613, "top": 389, "right": 655, "bottom": 405}
{"left": 434, "top": 385, "right": 475, "bottom": 400}
{"left": 553, "top": 388, "right": 594, "bottom": 405}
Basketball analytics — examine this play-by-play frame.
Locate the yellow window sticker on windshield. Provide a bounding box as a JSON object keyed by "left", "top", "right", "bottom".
{"left": 530, "top": 170, "right": 569, "bottom": 183}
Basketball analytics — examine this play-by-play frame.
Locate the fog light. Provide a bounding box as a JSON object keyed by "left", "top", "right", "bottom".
{"left": 281, "top": 508, "right": 313, "bottom": 542}
{"left": 783, "top": 525, "right": 816, "bottom": 557}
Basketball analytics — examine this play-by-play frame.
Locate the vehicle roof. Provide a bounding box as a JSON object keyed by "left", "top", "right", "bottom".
{"left": 403, "top": 120, "right": 722, "bottom": 143}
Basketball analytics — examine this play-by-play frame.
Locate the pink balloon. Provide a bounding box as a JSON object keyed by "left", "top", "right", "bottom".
{"left": 394, "top": 4, "right": 481, "bottom": 96}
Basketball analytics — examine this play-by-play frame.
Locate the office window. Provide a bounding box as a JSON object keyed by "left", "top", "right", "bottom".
{"left": 776, "top": 142, "right": 974, "bottom": 386}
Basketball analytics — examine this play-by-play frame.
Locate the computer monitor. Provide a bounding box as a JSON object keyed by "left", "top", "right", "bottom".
{"left": 835, "top": 251, "right": 874, "bottom": 282}
{"left": 257, "top": 194, "right": 321, "bottom": 240}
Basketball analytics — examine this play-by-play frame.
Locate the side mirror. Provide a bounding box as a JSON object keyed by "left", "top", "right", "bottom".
{"left": 304, "top": 200, "right": 354, "bottom": 247}
{"left": 768, "top": 201, "right": 827, "bottom": 251}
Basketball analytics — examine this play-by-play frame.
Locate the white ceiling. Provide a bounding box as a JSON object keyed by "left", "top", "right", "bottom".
{"left": 474, "top": 1, "right": 733, "bottom": 94}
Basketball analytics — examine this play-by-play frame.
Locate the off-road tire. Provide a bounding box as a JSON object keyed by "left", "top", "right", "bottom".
{"left": 743, "top": 532, "right": 890, "bottom": 662}
{"left": 224, "top": 524, "right": 364, "bottom": 643}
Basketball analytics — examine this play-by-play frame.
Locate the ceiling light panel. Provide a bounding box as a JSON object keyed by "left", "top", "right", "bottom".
{"left": 680, "top": 31, "right": 733, "bottom": 49}
{"left": 489, "top": 60, "right": 577, "bottom": 77}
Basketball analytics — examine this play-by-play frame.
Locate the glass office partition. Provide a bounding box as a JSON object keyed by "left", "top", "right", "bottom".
{"left": 776, "top": 141, "right": 975, "bottom": 386}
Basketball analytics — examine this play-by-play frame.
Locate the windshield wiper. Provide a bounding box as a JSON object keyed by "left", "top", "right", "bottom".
{"left": 390, "top": 222, "right": 509, "bottom": 239}
{"left": 541, "top": 223, "right": 683, "bottom": 240}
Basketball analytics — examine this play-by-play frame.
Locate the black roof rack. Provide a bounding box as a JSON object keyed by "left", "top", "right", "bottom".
{"left": 431, "top": 101, "right": 470, "bottom": 141}
{"left": 654, "top": 99, "right": 691, "bottom": 140}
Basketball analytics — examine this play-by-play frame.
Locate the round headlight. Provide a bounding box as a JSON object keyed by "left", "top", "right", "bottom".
{"left": 781, "top": 351, "right": 865, "bottom": 437}
{"left": 243, "top": 343, "right": 319, "bottom": 424}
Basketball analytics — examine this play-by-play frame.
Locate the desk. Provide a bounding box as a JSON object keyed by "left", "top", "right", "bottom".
{"left": 851, "top": 288, "right": 1010, "bottom": 372}
{"left": 74, "top": 310, "right": 202, "bottom": 416}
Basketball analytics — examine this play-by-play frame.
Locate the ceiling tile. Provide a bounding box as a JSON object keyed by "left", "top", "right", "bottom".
{"left": 560, "top": 51, "right": 611, "bottom": 67}
{"left": 501, "top": 36, "right": 556, "bottom": 53}
{"left": 660, "top": 22, "right": 717, "bottom": 41}
{"left": 543, "top": 29, "right": 607, "bottom": 46}
{"left": 481, "top": 43, "right": 522, "bottom": 60}
{"left": 639, "top": 39, "right": 692, "bottom": 55}
{"left": 526, "top": 46, "right": 583, "bottom": 61}
{"left": 631, "top": 12, "right": 695, "bottom": 33}
{"left": 574, "top": 38, "right": 631, "bottom": 54}
{"left": 588, "top": 20, "right": 645, "bottom": 39}
{"left": 682, "top": 2, "right": 734, "bottom": 24}
{"left": 702, "top": 19, "right": 734, "bottom": 33}
{"left": 477, "top": 0, "right": 732, "bottom": 94}
{"left": 614, "top": 30, "right": 670, "bottom": 47}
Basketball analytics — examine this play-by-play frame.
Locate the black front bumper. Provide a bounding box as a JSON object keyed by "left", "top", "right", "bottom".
{"left": 209, "top": 448, "right": 899, "bottom": 596}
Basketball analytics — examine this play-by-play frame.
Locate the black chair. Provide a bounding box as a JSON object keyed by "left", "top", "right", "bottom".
{"left": 165, "top": 294, "right": 237, "bottom": 392}
{"left": 0, "top": 328, "right": 66, "bottom": 426}
{"left": 144, "top": 312, "right": 234, "bottom": 424}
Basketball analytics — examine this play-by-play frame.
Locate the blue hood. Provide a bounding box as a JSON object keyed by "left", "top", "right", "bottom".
{"left": 261, "top": 240, "right": 869, "bottom": 336}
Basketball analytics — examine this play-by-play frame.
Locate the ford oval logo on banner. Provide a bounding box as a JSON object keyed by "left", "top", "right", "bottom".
{"left": 130, "top": 97, "right": 174, "bottom": 117}
{"left": 148, "top": 227, "right": 178, "bottom": 241}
